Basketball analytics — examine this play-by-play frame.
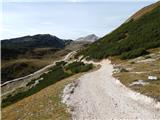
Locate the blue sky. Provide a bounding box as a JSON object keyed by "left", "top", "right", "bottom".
{"left": 4, "top": 0, "right": 158, "bottom": 2}
{"left": 1, "top": 1, "right": 156, "bottom": 40}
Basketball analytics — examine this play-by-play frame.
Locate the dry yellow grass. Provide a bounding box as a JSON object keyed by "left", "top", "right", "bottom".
{"left": 138, "top": 81, "right": 160, "bottom": 100}
{"left": 129, "top": 1, "right": 160, "bottom": 20}
{"left": 1, "top": 74, "right": 79, "bottom": 120}
{"left": 113, "top": 72, "right": 148, "bottom": 86}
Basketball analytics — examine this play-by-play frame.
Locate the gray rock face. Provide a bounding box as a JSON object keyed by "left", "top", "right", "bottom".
{"left": 76, "top": 34, "right": 99, "bottom": 42}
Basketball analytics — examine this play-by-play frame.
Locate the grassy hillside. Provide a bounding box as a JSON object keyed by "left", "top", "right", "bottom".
{"left": 1, "top": 59, "right": 51, "bottom": 83}
{"left": 79, "top": 2, "right": 160, "bottom": 60}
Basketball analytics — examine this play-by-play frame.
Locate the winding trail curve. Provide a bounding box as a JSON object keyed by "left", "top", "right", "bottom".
{"left": 63, "top": 60, "right": 160, "bottom": 120}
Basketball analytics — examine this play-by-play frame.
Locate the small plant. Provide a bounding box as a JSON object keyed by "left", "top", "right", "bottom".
{"left": 26, "top": 80, "right": 36, "bottom": 86}
{"left": 120, "top": 68, "right": 128, "bottom": 72}
{"left": 130, "top": 61, "right": 135, "bottom": 64}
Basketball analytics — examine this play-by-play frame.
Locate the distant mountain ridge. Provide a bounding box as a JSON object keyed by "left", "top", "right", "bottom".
{"left": 76, "top": 34, "right": 98, "bottom": 42}
{"left": 1, "top": 34, "right": 73, "bottom": 60}
{"left": 2, "top": 34, "right": 72, "bottom": 49}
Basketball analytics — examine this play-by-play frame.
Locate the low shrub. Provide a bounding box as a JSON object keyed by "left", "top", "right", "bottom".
{"left": 65, "top": 62, "right": 93, "bottom": 73}
{"left": 120, "top": 48, "right": 148, "bottom": 60}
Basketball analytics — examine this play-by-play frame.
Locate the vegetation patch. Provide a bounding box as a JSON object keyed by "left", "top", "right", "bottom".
{"left": 65, "top": 61, "right": 93, "bottom": 73}
{"left": 120, "top": 48, "right": 148, "bottom": 60}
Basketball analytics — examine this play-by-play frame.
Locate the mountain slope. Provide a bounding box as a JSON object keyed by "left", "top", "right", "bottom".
{"left": 80, "top": 2, "right": 160, "bottom": 60}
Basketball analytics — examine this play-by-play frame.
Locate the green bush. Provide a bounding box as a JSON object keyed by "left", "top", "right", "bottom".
{"left": 65, "top": 62, "right": 93, "bottom": 73}
{"left": 55, "top": 61, "right": 67, "bottom": 66}
{"left": 120, "top": 48, "right": 148, "bottom": 59}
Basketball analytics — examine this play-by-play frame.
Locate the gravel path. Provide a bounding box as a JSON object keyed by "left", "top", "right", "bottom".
{"left": 62, "top": 60, "right": 160, "bottom": 120}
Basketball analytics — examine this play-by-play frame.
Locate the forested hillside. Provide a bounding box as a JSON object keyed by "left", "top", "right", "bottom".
{"left": 79, "top": 2, "right": 160, "bottom": 60}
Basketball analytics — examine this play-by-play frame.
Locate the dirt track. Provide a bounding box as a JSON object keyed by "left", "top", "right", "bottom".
{"left": 62, "top": 60, "right": 160, "bottom": 120}
{"left": 1, "top": 51, "right": 76, "bottom": 95}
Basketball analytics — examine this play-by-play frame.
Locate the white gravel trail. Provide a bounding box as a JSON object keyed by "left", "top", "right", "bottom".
{"left": 62, "top": 60, "right": 160, "bottom": 120}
